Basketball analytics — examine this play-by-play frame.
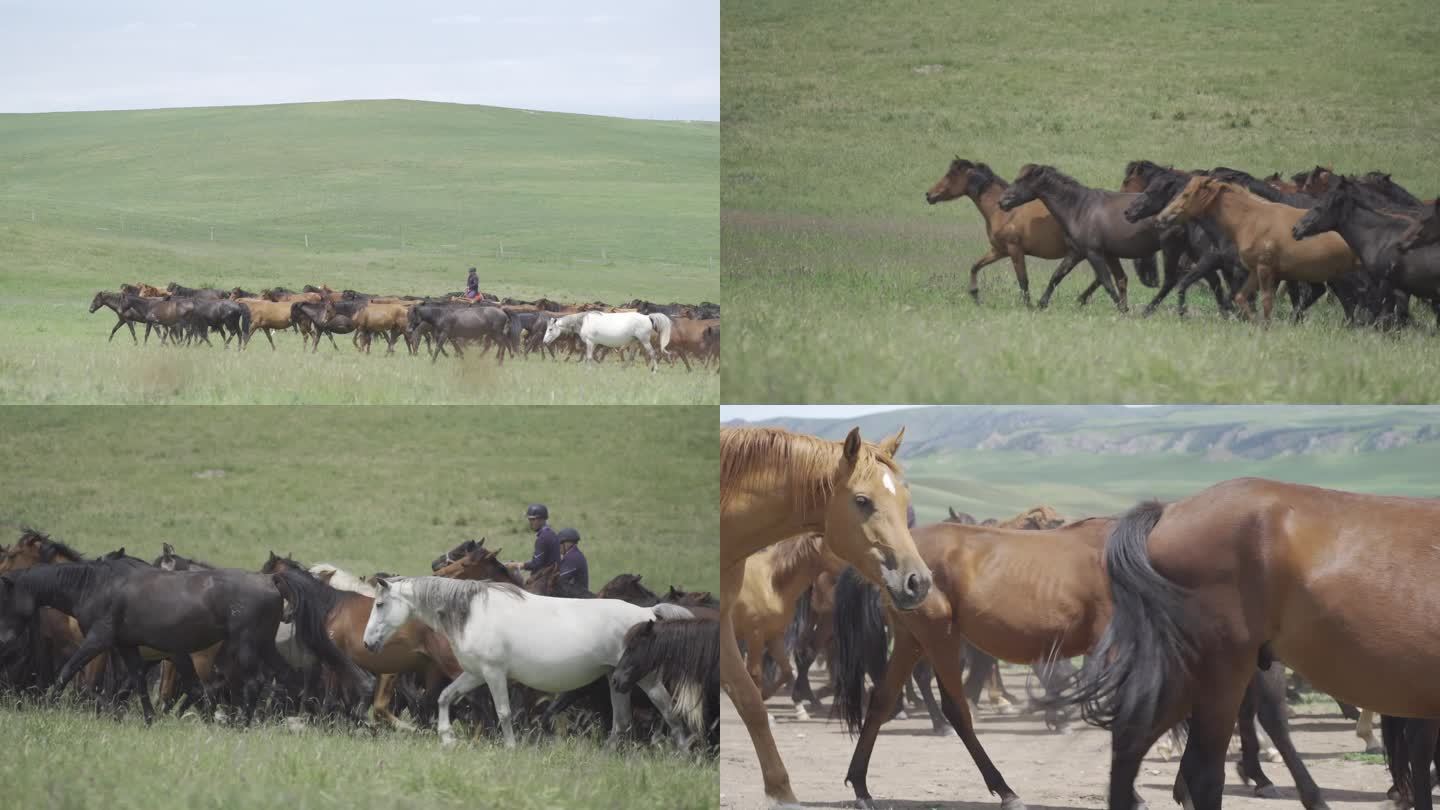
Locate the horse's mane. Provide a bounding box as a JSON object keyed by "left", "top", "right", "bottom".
{"left": 10, "top": 560, "right": 102, "bottom": 599}
{"left": 766, "top": 533, "right": 826, "bottom": 590}
{"left": 664, "top": 587, "right": 718, "bottom": 608}
{"left": 951, "top": 158, "right": 1006, "bottom": 192}
{"left": 1356, "top": 173, "right": 1424, "bottom": 208}
{"left": 597, "top": 573, "right": 659, "bottom": 605}
{"left": 401, "top": 577, "right": 525, "bottom": 638}
{"left": 17, "top": 528, "right": 87, "bottom": 564}
{"left": 618, "top": 618, "right": 718, "bottom": 695}
{"left": 1029, "top": 164, "right": 1087, "bottom": 189}
{"left": 309, "top": 563, "right": 376, "bottom": 596}
{"left": 719, "top": 427, "right": 901, "bottom": 517}
{"left": 1123, "top": 160, "right": 1175, "bottom": 181}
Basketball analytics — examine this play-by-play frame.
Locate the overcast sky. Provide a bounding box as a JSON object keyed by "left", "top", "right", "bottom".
{"left": 0, "top": 1, "right": 718, "bottom": 120}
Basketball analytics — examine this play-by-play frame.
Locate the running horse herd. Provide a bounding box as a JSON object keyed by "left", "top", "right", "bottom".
{"left": 721, "top": 425, "right": 1440, "bottom": 810}
{"left": 0, "top": 529, "right": 719, "bottom": 755}
{"left": 927, "top": 157, "right": 1440, "bottom": 324}
{"left": 86, "top": 282, "right": 721, "bottom": 372}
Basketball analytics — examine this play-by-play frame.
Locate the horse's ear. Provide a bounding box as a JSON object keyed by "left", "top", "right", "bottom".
{"left": 375, "top": 577, "right": 390, "bottom": 591}
{"left": 115, "top": 547, "right": 125, "bottom": 556}
{"left": 949, "top": 506, "right": 960, "bottom": 519}
{"left": 268, "top": 550, "right": 278, "bottom": 562}
{"left": 477, "top": 537, "right": 486, "bottom": 547}
{"left": 877, "top": 426, "right": 905, "bottom": 458}
{"left": 163, "top": 542, "right": 174, "bottom": 556}
{"left": 841, "top": 427, "right": 862, "bottom": 465}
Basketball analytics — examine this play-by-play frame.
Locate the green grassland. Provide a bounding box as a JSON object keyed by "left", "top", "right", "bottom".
{"left": 0, "top": 405, "right": 718, "bottom": 810}
{"left": 0, "top": 100, "right": 718, "bottom": 403}
{"left": 721, "top": 0, "right": 1440, "bottom": 403}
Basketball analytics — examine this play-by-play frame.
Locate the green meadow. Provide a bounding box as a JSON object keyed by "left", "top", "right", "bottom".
{"left": 721, "top": 0, "right": 1440, "bottom": 403}
{"left": 0, "top": 100, "right": 719, "bottom": 403}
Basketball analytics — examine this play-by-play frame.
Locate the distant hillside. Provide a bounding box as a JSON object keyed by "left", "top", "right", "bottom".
{"left": 0, "top": 99, "right": 718, "bottom": 304}
{"left": 723, "top": 406, "right": 1440, "bottom": 519}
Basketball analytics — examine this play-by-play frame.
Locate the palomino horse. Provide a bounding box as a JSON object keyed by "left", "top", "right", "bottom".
{"left": 543, "top": 311, "right": 664, "bottom": 371}
{"left": 1062, "top": 478, "right": 1440, "bottom": 810}
{"left": 925, "top": 158, "right": 1089, "bottom": 307}
{"left": 733, "top": 533, "right": 847, "bottom": 717}
{"left": 352, "top": 301, "right": 414, "bottom": 354}
{"left": 834, "top": 519, "right": 1332, "bottom": 810}
{"left": 1155, "top": 177, "right": 1360, "bottom": 322}
{"left": 361, "top": 576, "right": 694, "bottom": 748}
{"left": 999, "top": 165, "right": 1183, "bottom": 313}
{"left": 720, "top": 426, "right": 932, "bottom": 807}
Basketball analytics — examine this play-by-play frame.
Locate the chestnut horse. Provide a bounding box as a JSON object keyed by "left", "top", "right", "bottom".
{"left": 925, "top": 158, "right": 1088, "bottom": 307}
{"left": 733, "top": 533, "right": 847, "bottom": 717}
{"left": 720, "top": 425, "right": 933, "bottom": 806}
{"left": 1155, "top": 176, "right": 1360, "bottom": 322}
{"left": 837, "top": 517, "right": 1331, "bottom": 810}
{"left": 1062, "top": 477, "right": 1440, "bottom": 810}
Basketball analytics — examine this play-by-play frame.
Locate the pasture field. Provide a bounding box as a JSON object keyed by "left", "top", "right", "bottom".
{"left": 721, "top": 0, "right": 1440, "bottom": 403}
{"left": 0, "top": 100, "right": 718, "bottom": 403}
{"left": 0, "top": 404, "right": 718, "bottom": 810}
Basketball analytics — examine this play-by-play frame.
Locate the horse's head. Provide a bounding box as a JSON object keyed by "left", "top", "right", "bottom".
{"left": 1398, "top": 200, "right": 1440, "bottom": 254}
{"left": 1292, "top": 179, "right": 1354, "bottom": 241}
{"left": 542, "top": 314, "right": 573, "bottom": 345}
{"left": 610, "top": 619, "right": 657, "bottom": 693}
{"left": 1155, "top": 175, "right": 1222, "bottom": 228}
{"left": 1124, "top": 172, "right": 1187, "bottom": 224}
{"left": 1293, "top": 166, "right": 1336, "bottom": 196}
{"left": 824, "top": 427, "right": 931, "bottom": 612}
{"left": 363, "top": 577, "right": 412, "bottom": 653}
{"left": 997, "top": 164, "right": 1048, "bottom": 211}
{"left": 925, "top": 156, "right": 980, "bottom": 204}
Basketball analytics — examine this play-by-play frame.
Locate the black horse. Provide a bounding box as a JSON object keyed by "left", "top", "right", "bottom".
{"left": 1121, "top": 163, "right": 1243, "bottom": 316}
{"left": 1293, "top": 177, "right": 1440, "bottom": 326}
{"left": 165, "top": 283, "right": 227, "bottom": 300}
{"left": 0, "top": 559, "right": 289, "bottom": 724}
{"left": 998, "top": 165, "right": 1182, "bottom": 312}
{"left": 290, "top": 298, "right": 366, "bottom": 352}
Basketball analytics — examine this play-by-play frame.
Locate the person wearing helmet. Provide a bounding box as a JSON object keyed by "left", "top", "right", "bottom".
{"left": 556, "top": 528, "right": 588, "bottom": 590}
{"left": 464, "top": 267, "right": 481, "bottom": 301}
{"left": 521, "top": 504, "right": 560, "bottom": 573}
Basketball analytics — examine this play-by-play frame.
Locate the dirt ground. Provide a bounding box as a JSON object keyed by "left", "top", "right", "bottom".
{"left": 721, "top": 664, "right": 1392, "bottom": 810}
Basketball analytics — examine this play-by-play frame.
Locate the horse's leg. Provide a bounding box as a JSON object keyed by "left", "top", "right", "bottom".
{"left": 51, "top": 628, "right": 114, "bottom": 700}
{"left": 1253, "top": 665, "right": 1328, "bottom": 810}
{"left": 722, "top": 558, "right": 795, "bottom": 805}
{"left": 912, "top": 659, "right": 950, "bottom": 734}
{"left": 926, "top": 647, "right": 1025, "bottom": 810}
{"left": 115, "top": 647, "right": 156, "bottom": 725}
{"left": 1234, "top": 675, "right": 1274, "bottom": 796}
{"left": 481, "top": 667, "right": 518, "bottom": 748}
{"left": 371, "top": 673, "right": 400, "bottom": 727}
{"left": 1258, "top": 267, "right": 1279, "bottom": 325}
{"left": 1005, "top": 245, "right": 1033, "bottom": 308}
{"left": 1409, "top": 720, "right": 1440, "bottom": 810}
{"left": 435, "top": 670, "right": 482, "bottom": 746}
{"left": 1104, "top": 255, "right": 1132, "bottom": 313}
{"left": 1359, "top": 709, "right": 1382, "bottom": 753}
{"left": 642, "top": 338, "right": 658, "bottom": 373}
{"left": 844, "top": 631, "right": 923, "bottom": 807}
{"left": 1232, "top": 266, "right": 1261, "bottom": 321}
{"left": 1290, "top": 282, "right": 1326, "bottom": 324}
{"left": 1173, "top": 662, "right": 1253, "bottom": 810}
{"left": 1141, "top": 246, "right": 1185, "bottom": 317}
{"left": 634, "top": 670, "right": 691, "bottom": 750}
{"left": 108, "top": 319, "right": 128, "bottom": 342}
{"left": 1036, "top": 253, "right": 1082, "bottom": 310}
{"left": 1174, "top": 251, "right": 1225, "bottom": 317}
{"left": 967, "top": 247, "right": 1005, "bottom": 303}
{"left": 765, "top": 635, "right": 794, "bottom": 698}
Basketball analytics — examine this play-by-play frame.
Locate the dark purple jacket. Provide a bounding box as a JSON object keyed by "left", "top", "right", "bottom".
{"left": 522, "top": 525, "right": 560, "bottom": 571}
{"left": 558, "top": 546, "right": 589, "bottom": 590}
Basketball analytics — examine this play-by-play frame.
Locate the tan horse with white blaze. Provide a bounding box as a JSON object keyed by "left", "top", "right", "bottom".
{"left": 721, "top": 425, "right": 933, "bottom": 807}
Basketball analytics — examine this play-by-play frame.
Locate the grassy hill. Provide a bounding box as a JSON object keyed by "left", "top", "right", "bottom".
{"left": 721, "top": 0, "right": 1440, "bottom": 403}
{"left": 725, "top": 405, "right": 1440, "bottom": 520}
{"left": 0, "top": 100, "right": 719, "bottom": 403}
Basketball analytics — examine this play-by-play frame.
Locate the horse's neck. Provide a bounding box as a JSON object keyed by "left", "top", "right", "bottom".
{"left": 970, "top": 183, "right": 1009, "bottom": 234}
{"left": 25, "top": 569, "right": 86, "bottom": 616}
{"left": 1035, "top": 180, "right": 1093, "bottom": 239}
{"left": 1209, "top": 190, "right": 1278, "bottom": 237}
{"left": 770, "top": 539, "right": 829, "bottom": 598}
{"left": 721, "top": 494, "right": 825, "bottom": 565}
{"left": 1334, "top": 202, "right": 1406, "bottom": 267}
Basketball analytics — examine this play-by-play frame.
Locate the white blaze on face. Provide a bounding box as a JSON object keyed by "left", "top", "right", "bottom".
{"left": 882, "top": 471, "right": 896, "bottom": 495}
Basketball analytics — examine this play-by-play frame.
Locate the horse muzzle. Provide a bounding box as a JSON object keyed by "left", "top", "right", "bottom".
{"left": 882, "top": 565, "right": 932, "bottom": 612}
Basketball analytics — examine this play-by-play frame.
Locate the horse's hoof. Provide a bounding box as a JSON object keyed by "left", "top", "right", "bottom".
{"left": 1134, "top": 801, "right": 1149, "bottom": 810}
{"left": 1367, "top": 743, "right": 1385, "bottom": 755}
{"left": 893, "top": 709, "right": 908, "bottom": 720}
{"left": 440, "top": 734, "right": 457, "bottom": 748}
{"left": 793, "top": 704, "right": 810, "bottom": 721}
{"left": 1000, "top": 795, "right": 1027, "bottom": 810}
{"left": 1054, "top": 723, "right": 1074, "bottom": 736}
{"left": 1255, "top": 785, "right": 1280, "bottom": 800}
{"left": 1265, "top": 747, "right": 1282, "bottom": 763}
{"left": 935, "top": 725, "right": 957, "bottom": 737}
{"left": 853, "top": 800, "right": 876, "bottom": 810}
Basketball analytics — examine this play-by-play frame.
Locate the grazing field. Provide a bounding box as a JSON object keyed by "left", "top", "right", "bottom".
{"left": 0, "top": 100, "right": 718, "bottom": 403}
{"left": 721, "top": 0, "right": 1440, "bottom": 403}
{"left": 0, "top": 405, "right": 718, "bottom": 810}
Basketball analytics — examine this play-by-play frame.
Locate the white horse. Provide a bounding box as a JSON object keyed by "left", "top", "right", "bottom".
{"left": 362, "top": 576, "right": 695, "bottom": 747}
{"left": 308, "top": 562, "right": 375, "bottom": 596}
{"left": 542, "top": 311, "right": 660, "bottom": 371}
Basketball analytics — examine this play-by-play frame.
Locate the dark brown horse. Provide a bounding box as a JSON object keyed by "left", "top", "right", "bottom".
{"left": 1062, "top": 478, "right": 1440, "bottom": 810}
{"left": 1400, "top": 200, "right": 1440, "bottom": 253}
{"left": 999, "top": 165, "right": 1182, "bottom": 312}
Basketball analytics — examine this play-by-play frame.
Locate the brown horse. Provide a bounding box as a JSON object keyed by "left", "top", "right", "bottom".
{"left": 234, "top": 298, "right": 302, "bottom": 349}
{"left": 0, "top": 530, "right": 108, "bottom": 692}
{"left": 434, "top": 544, "right": 521, "bottom": 586}
{"left": 926, "top": 158, "right": 1089, "bottom": 307}
{"left": 1155, "top": 176, "right": 1359, "bottom": 322}
{"left": 733, "top": 533, "right": 847, "bottom": 712}
{"left": 352, "top": 301, "right": 414, "bottom": 354}
{"left": 1063, "top": 477, "right": 1440, "bottom": 810}
{"left": 720, "top": 425, "right": 932, "bottom": 806}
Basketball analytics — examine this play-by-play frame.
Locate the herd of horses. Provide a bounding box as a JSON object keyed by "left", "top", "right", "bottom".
{"left": 927, "top": 158, "right": 1440, "bottom": 325}
{"left": 0, "top": 529, "right": 720, "bottom": 755}
{"left": 720, "top": 425, "right": 1440, "bottom": 810}
{"left": 86, "top": 282, "right": 722, "bottom": 371}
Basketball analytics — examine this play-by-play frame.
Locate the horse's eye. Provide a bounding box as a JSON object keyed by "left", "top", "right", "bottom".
{"left": 853, "top": 494, "right": 872, "bottom": 509}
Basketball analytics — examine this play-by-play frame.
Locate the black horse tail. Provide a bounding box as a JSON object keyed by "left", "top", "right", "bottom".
{"left": 1134, "top": 253, "right": 1160, "bottom": 288}
{"left": 1382, "top": 715, "right": 1415, "bottom": 805}
{"left": 237, "top": 303, "right": 252, "bottom": 346}
{"left": 1056, "top": 500, "right": 1192, "bottom": 757}
{"left": 785, "top": 585, "right": 812, "bottom": 654}
{"left": 832, "top": 566, "right": 890, "bottom": 735}
{"left": 271, "top": 570, "right": 375, "bottom": 695}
